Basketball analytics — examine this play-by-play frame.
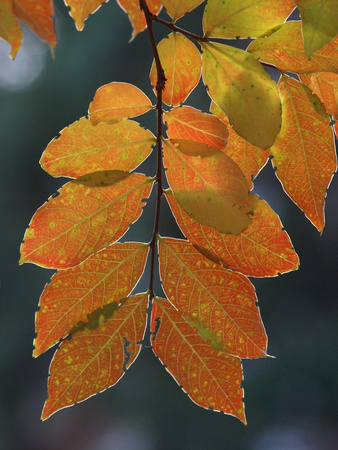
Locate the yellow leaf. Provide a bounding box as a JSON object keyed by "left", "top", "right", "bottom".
{"left": 64, "top": 0, "right": 108, "bottom": 31}
{"left": 299, "top": 72, "right": 338, "bottom": 118}
{"left": 161, "top": 0, "right": 204, "bottom": 21}
{"left": 117, "top": 0, "right": 162, "bottom": 40}
{"left": 0, "top": 0, "right": 22, "bottom": 59}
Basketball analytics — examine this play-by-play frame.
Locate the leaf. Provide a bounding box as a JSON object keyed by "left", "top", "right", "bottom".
{"left": 164, "top": 106, "right": 229, "bottom": 149}
{"left": 20, "top": 171, "right": 153, "bottom": 268}
{"left": 41, "top": 293, "right": 148, "bottom": 420}
{"left": 299, "top": 72, "right": 338, "bottom": 118}
{"left": 33, "top": 242, "right": 149, "bottom": 357}
{"left": 13, "top": 0, "right": 56, "bottom": 50}
{"left": 210, "top": 102, "right": 269, "bottom": 189}
{"left": 203, "top": 0, "right": 295, "bottom": 39}
{"left": 158, "top": 237, "right": 267, "bottom": 359}
{"left": 201, "top": 41, "right": 282, "bottom": 148}
{"left": 296, "top": 0, "right": 338, "bottom": 59}
{"left": 271, "top": 74, "right": 337, "bottom": 232}
{"left": 89, "top": 82, "right": 153, "bottom": 126}
{"left": 63, "top": 0, "right": 108, "bottom": 31}
{"left": 163, "top": 139, "right": 258, "bottom": 235}
{"left": 40, "top": 117, "right": 155, "bottom": 178}
{"left": 150, "top": 32, "right": 202, "bottom": 106}
{"left": 151, "top": 297, "right": 246, "bottom": 424}
{"left": 166, "top": 192, "right": 300, "bottom": 277}
{"left": 0, "top": 0, "right": 22, "bottom": 58}
{"left": 247, "top": 21, "right": 338, "bottom": 74}
{"left": 117, "top": 0, "right": 162, "bottom": 40}
{"left": 161, "top": 0, "right": 204, "bottom": 21}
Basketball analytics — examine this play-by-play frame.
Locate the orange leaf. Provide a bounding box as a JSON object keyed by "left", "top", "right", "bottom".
{"left": 158, "top": 237, "right": 268, "bottom": 359}
{"left": 248, "top": 21, "right": 338, "bottom": 74}
{"left": 33, "top": 242, "right": 149, "bottom": 357}
{"left": 0, "top": 0, "right": 22, "bottom": 58}
{"left": 117, "top": 0, "right": 162, "bottom": 40}
{"left": 151, "top": 297, "right": 246, "bottom": 424}
{"left": 13, "top": 0, "right": 56, "bottom": 50}
{"left": 89, "top": 82, "right": 153, "bottom": 126}
{"left": 150, "top": 32, "right": 202, "bottom": 106}
{"left": 20, "top": 171, "right": 153, "bottom": 268}
{"left": 271, "top": 74, "right": 337, "bottom": 232}
{"left": 161, "top": 0, "right": 204, "bottom": 21}
{"left": 164, "top": 106, "right": 229, "bottom": 149}
{"left": 40, "top": 117, "right": 155, "bottom": 178}
{"left": 41, "top": 293, "right": 148, "bottom": 420}
{"left": 166, "top": 192, "right": 300, "bottom": 277}
{"left": 163, "top": 139, "right": 258, "bottom": 235}
{"left": 203, "top": 0, "right": 295, "bottom": 39}
{"left": 210, "top": 102, "right": 269, "bottom": 189}
{"left": 299, "top": 72, "right": 338, "bottom": 119}
{"left": 63, "top": 0, "right": 108, "bottom": 31}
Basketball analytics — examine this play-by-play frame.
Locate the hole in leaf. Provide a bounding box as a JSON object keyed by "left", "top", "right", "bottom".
{"left": 122, "top": 336, "right": 131, "bottom": 371}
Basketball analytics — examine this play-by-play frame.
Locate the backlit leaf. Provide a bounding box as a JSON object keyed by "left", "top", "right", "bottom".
{"left": 271, "top": 74, "right": 337, "bottom": 232}
{"left": 203, "top": 0, "right": 295, "bottom": 39}
{"left": 64, "top": 0, "right": 108, "bottom": 31}
{"left": 20, "top": 171, "right": 153, "bottom": 268}
{"left": 117, "top": 0, "right": 162, "bottom": 40}
{"left": 202, "top": 41, "right": 282, "bottom": 148}
{"left": 89, "top": 82, "right": 153, "bottom": 126}
{"left": 151, "top": 297, "right": 246, "bottom": 424}
{"left": 158, "top": 237, "right": 267, "bottom": 359}
{"left": 150, "top": 32, "right": 202, "bottom": 106}
{"left": 210, "top": 102, "right": 269, "bottom": 189}
{"left": 41, "top": 293, "right": 148, "bottom": 420}
{"left": 40, "top": 117, "right": 155, "bottom": 178}
{"left": 0, "top": 0, "right": 22, "bottom": 58}
{"left": 164, "top": 106, "right": 229, "bottom": 149}
{"left": 299, "top": 72, "right": 338, "bottom": 118}
{"left": 248, "top": 21, "right": 338, "bottom": 74}
{"left": 163, "top": 139, "right": 258, "bottom": 235}
{"left": 33, "top": 242, "right": 149, "bottom": 357}
{"left": 166, "top": 192, "right": 300, "bottom": 277}
{"left": 296, "top": 0, "right": 338, "bottom": 59}
{"left": 161, "top": 0, "right": 204, "bottom": 21}
{"left": 13, "top": 0, "right": 56, "bottom": 50}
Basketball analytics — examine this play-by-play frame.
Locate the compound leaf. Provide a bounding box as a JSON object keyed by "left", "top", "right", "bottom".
{"left": 151, "top": 297, "right": 246, "bottom": 424}
{"left": 158, "top": 237, "right": 267, "bottom": 359}
{"left": 40, "top": 117, "right": 155, "bottom": 178}
{"left": 161, "top": 0, "right": 204, "bottom": 21}
{"left": 163, "top": 139, "right": 258, "bottom": 236}
{"left": 34, "top": 242, "right": 149, "bottom": 357}
{"left": 64, "top": 0, "right": 108, "bottom": 31}
{"left": 41, "top": 293, "right": 148, "bottom": 420}
{"left": 299, "top": 72, "right": 338, "bottom": 118}
{"left": 20, "top": 171, "right": 153, "bottom": 268}
{"left": 117, "top": 0, "right": 162, "bottom": 39}
{"left": 202, "top": 41, "right": 282, "bottom": 148}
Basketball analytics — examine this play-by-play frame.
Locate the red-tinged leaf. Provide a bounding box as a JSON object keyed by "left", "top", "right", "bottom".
{"left": 0, "top": 0, "right": 22, "bottom": 59}
{"left": 151, "top": 297, "right": 246, "bottom": 424}
{"left": 202, "top": 41, "right": 282, "bottom": 149}
{"left": 41, "top": 293, "right": 148, "bottom": 420}
{"left": 161, "top": 0, "right": 204, "bottom": 21}
{"left": 40, "top": 117, "right": 155, "bottom": 178}
{"left": 20, "top": 171, "right": 153, "bottom": 268}
{"left": 33, "top": 242, "right": 149, "bottom": 357}
{"left": 117, "top": 0, "right": 162, "bottom": 40}
{"left": 296, "top": 0, "right": 338, "bottom": 59}
{"left": 89, "top": 82, "right": 153, "bottom": 126}
{"left": 210, "top": 102, "right": 269, "bottom": 189}
{"left": 163, "top": 139, "right": 258, "bottom": 236}
{"left": 64, "top": 0, "right": 108, "bottom": 31}
{"left": 299, "top": 72, "right": 338, "bottom": 119}
{"left": 203, "top": 0, "right": 295, "bottom": 39}
{"left": 158, "top": 237, "right": 268, "bottom": 359}
{"left": 13, "top": 0, "right": 56, "bottom": 50}
{"left": 164, "top": 106, "right": 229, "bottom": 149}
{"left": 247, "top": 21, "right": 338, "bottom": 74}
{"left": 271, "top": 74, "right": 337, "bottom": 232}
{"left": 150, "top": 32, "right": 201, "bottom": 106}
{"left": 166, "top": 192, "right": 300, "bottom": 277}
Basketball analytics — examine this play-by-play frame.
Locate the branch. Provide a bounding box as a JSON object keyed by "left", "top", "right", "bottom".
{"left": 151, "top": 14, "right": 208, "bottom": 43}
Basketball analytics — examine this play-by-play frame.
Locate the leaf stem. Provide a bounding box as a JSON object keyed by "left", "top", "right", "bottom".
{"left": 151, "top": 14, "right": 208, "bottom": 43}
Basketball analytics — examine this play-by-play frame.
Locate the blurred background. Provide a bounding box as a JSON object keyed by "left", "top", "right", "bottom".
{"left": 1, "top": 1, "right": 337, "bottom": 448}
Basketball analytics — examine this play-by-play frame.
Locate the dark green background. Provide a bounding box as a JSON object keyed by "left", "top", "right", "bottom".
{"left": 1, "top": 2, "right": 337, "bottom": 448}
